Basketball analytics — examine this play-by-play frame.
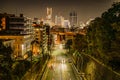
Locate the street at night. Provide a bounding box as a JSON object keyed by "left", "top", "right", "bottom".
{"left": 42, "top": 45, "right": 78, "bottom": 80}
{"left": 0, "top": 0, "right": 120, "bottom": 80}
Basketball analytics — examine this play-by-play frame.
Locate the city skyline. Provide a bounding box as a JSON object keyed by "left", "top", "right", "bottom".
{"left": 0, "top": 1, "right": 120, "bottom": 80}
{"left": 0, "top": 0, "right": 119, "bottom": 22}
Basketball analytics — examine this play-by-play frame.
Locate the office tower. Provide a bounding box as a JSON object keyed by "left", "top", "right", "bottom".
{"left": 46, "top": 8, "right": 52, "bottom": 26}
{"left": 46, "top": 8, "right": 52, "bottom": 21}
{"left": 63, "top": 20, "right": 70, "bottom": 28}
{"left": 69, "top": 11, "right": 77, "bottom": 27}
{"left": 55, "top": 15, "right": 64, "bottom": 27}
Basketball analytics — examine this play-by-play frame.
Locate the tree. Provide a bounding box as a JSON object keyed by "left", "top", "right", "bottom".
{"left": 0, "top": 40, "right": 13, "bottom": 80}
{"left": 86, "top": 17, "right": 114, "bottom": 63}
{"left": 102, "top": 2, "right": 120, "bottom": 23}
{"left": 74, "top": 34, "right": 87, "bottom": 52}
{"left": 65, "top": 39, "right": 72, "bottom": 52}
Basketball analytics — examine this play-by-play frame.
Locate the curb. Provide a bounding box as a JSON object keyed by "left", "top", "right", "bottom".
{"left": 35, "top": 58, "right": 49, "bottom": 80}
{"left": 67, "top": 53, "right": 88, "bottom": 80}
{"left": 67, "top": 53, "right": 80, "bottom": 80}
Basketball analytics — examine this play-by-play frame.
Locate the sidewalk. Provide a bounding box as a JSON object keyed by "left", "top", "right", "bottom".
{"left": 67, "top": 53, "right": 88, "bottom": 80}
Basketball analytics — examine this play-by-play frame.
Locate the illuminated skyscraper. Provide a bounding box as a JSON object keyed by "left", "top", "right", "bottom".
{"left": 69, "top": 11, "right": 77, "bottom": 27}
{"left": 63, "top": 20, "right": 70, "bottom": 28}
{"left": 55, "top": 15, "right": 64, "bottom": 27}
{"left": 46, "top": 8, "right": 52, "bottom": 21}
{"left": 46, "top": 8, "right": 52, "bottom": 26}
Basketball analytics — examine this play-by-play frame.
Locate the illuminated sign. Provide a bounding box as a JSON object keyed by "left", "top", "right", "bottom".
{"left": 1, "top": 17, "right": 6, "bottom": 29}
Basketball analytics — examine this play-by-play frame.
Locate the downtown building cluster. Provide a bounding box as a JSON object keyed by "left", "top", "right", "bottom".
{"left": 0, "top": 7, "right": 88, "bottom": 60}
{"left": 0, "top": 13, "right": 34, "bottom": 59}
{"left": 0, "top": 12, "right": 50, "bottom": 60}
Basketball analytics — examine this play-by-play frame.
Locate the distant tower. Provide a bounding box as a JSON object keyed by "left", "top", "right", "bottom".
{"left": 46, "top": 8, "right": 52, "bottom": 26}
{"left": 55, "top": 15, "right": 64, "bottom": 27}
{"left": 46, "top": 8, "right": 52, "bottom": 21}
{"left": 69, "top": 11, "right": 77, "bottom": 27}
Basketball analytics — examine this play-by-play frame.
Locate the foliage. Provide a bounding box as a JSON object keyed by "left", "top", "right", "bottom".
{"left": 102, "top": 2, "right": 120, "bottom": 23}
{"left": 0, "top": 40, "right": 31, "bottom": 79}
{"left": 87, "top": 17, "right": 114, "bottom": 54}
{"left": 12, "top": 60, "right": 30, "bottom": 78}
{"left": 85, "top": 2, "right": 120, "bottom": 71}
{"left": 73, "top": 33, "right": 87, "bottom": 52}
{"left": 65, "top": 39, "right": 72, "bottom": 49}
{"left": 0, "top": 40, "right": 13, "bottom": 80}
{"left": 72, "top": 2, "right": 120, "bottom": 73}
{"left": 65, "top": 39, "right": 73, "bottom": 53}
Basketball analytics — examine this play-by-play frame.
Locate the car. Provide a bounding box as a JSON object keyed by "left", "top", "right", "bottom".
{"left": 62, "top": 59, "right": 65, "bottom": 64}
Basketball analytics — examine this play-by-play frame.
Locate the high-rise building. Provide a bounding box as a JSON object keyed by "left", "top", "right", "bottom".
{"left": 33, "top": 17, "right": 40, "bottom": 24}
{"left": 46, "top": 8, "right": 52, "bottom": 20}
{"left": 63, "top": 20, "right": 70, "bottom": 28}
{"left": 69, "top": 11, "right": 77, "bottom": 27}
{"left": 55, "top": 15, "right": 64, "bottom": 27}
{"left": 46, "top": 8, "right": 52, "bottom": 26}
{"left": 0, "top": 13, "right": 13, "bottom": 31}
{"left": 0, "top": 13, "right": 33, "bottom": 34}
{"left": 0, "top": 13, "right": 34, "bottom": 59}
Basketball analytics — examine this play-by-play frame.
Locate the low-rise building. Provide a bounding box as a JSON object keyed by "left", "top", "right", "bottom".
{"left": 0, "top": 34, "right": 33, "bottom": 59}
{"left": 1, "top": 39, "right": 15, "bottom": 48}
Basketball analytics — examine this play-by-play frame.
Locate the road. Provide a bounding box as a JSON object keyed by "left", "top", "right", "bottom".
{"left": 41, "top": 45, "right": 78, "bottom": 80}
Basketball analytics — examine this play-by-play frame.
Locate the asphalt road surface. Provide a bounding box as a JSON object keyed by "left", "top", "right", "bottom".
{"left": 42, "top": 45, "right": 78, "bottom": 80}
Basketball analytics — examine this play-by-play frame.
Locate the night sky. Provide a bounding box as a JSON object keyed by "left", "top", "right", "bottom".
{"left": 0, "top": 0, "right": 119, "bottom": 22}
